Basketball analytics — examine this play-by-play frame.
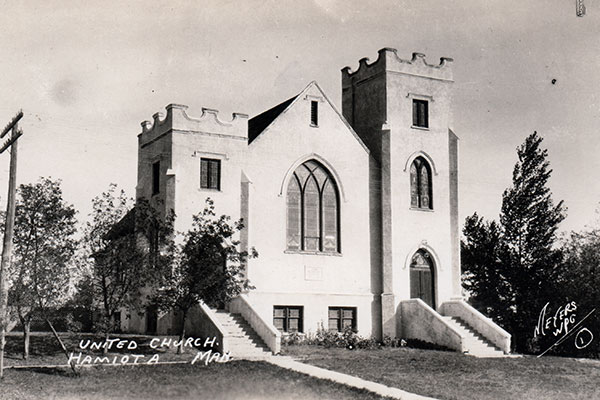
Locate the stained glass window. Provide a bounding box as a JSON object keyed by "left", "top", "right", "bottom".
{"left": 286, "top": 160, "right": 340, "bottom": 253}
{"left": 286, "top": 177, "right": 301, "bottom": 250}
{"left": 410, "top": 157, "right": 433, "bottom": 210}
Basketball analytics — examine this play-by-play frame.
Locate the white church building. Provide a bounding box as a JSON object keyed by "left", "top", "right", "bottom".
{"left": 127, "top": 48, "right": 511, "bottom": 357}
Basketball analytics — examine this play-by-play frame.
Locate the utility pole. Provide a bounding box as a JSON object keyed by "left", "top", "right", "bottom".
{"left": 0, "top": 110, "right": 23, "bottom": 379}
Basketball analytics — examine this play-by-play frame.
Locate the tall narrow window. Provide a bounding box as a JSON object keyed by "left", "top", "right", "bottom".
{"left": 200, "top": 158, "right": 221, "bottom": 190}
{"left": 412, "top": 99, "right": 429, "bottom": 128}
{"left": 410, "top": 162, "right": 419, "bottom": 208}
{"left": 322, "top": 181, "right": 338, "bottom": 252}
{"left": 304, "top": 177, "right": 320, "bottom": 251}
{"left": 152, "top": 161, "right": 160, "bottom": 195}
{"left": 410, "top": 157, "right": 433, "bottom": 210}
{"left": 286, "top": 177, "right": 302, "bottom": 251}
{"left": 310, "top": 101, "right": 318, "bottom": 126}
{"left": 286, "top": 160, "right": 340, "bottom": 253}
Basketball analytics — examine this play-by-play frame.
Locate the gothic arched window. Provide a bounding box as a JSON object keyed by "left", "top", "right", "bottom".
{"left": 410, "top": 157, "right": 433, "bottom": 210}
{"left": 286, "top": 160, "right": 340, "bottom": 253}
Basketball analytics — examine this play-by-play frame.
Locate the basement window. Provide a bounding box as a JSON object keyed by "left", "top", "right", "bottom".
{"left": 273, "top": 305, "right": 303, "bottom": 333}
{"left": 328, "top": 307, "right": 357, "bottom": 332}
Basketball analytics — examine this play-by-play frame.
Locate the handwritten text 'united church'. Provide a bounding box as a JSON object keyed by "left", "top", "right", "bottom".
{"left": 68, "top": 336, "right": 231, "bottom": 366}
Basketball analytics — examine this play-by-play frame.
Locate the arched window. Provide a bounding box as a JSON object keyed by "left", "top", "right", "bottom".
{"left": 410, "top": 157, "right": 433, "bottom": 210}
{"left": 286, "top": 160, "right": 340, "bottom": 253}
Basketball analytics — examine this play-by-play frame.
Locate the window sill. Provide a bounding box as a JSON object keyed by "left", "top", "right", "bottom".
{"left": 329, "top": 329, "right": 358, "bottom": 334}
{"left": 410, "top": 207, "right": 434, "bottom": 212}
{"left": 198, "top": 187, "right": 221, "bottom": 192}
{"left": 310, "top": 123, "right": 319, "bottom": 128}
{"left": 281, "top": 331, "right": 306, "bottom": 337}
{"left": 411, "top": 125, "right": 429, "bottom": 131}
{"left": 284, "top": 250, "right": 342, "bottom": 257}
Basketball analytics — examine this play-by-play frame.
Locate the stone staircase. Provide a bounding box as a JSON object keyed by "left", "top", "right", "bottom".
{"left": 214, "top": 310, "right": 272, "bottom": 359}
{"left": 442, "top": 316, "right": 506, "bottom": 357}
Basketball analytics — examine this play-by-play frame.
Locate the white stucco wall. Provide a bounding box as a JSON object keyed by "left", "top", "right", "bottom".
{"left": 386, "top": 70, "right": 457, "bottom": 309}
{"left": 243, "top": 84, "right": 379, "bottom": 337}
{"left": 133, "top": 49, "right": 462, "bottom": 342}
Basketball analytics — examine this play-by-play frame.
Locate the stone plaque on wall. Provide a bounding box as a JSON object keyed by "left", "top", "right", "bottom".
{"left": 304, "top": 265, "right": 323, "bottom": 281}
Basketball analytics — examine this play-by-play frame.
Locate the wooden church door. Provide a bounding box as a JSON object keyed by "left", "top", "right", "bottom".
{"left": 410, "top": 250, "right": 435, "bottom": 309}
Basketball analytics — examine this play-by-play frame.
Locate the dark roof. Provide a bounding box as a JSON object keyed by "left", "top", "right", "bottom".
{"left": 248, "top": 95, "right": 297, "bottom": 143}
{"left": 104, "top": 206, "right": 135, "bottom": 240}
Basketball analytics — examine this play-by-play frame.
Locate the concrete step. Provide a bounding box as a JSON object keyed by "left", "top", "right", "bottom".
{"left": 212, "top": 309, "right": 272, "bottom": 356}
{"left": 466, "top": 348, "right": 506, "bottom": 357}
{"left": 442, "top": 316, "right": 505, "bottom": 356}
{"left": 228, "top": 339, "right": 267, "bottom": 348}
{"left": 227, "top": 348, "right": 269, "bottom": 356}
{"left": 226, "top": 345, "right": 270, "bottom": 353}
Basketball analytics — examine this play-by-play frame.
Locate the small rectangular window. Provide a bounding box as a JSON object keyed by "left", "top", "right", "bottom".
{"left": 328, "top": 307, "right": 357, "bottom": 332}
{"left": 152, "top": 161, "right": 160, "bottom": 195}
{"left": 310, "top": 101, "right": 318, "bottom": 126}
{"left": 273, "top": 306, "right": 303, "bottom": 333}
{"left": 200, "top": 158, "right": 221, "bottom": 190}
{"left": 412, "top": 99, "right": 429, "bottom": 128}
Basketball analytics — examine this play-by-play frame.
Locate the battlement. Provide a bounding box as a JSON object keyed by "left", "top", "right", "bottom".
{"left": 342, "top": 47, "right": 453, "bottom": 85}
{"left": 139, "top": 104, "right": 248, "bottom": 146}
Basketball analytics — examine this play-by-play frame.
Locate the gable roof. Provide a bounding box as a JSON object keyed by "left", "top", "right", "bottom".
{"left": 247, "top": 81, "right": 369, "bottom": 154}
{"left": 248, "top": 95, "right": 298, "bottom": 143}
{"left": 104, "top": 206, "right": 135, "bottom": 240}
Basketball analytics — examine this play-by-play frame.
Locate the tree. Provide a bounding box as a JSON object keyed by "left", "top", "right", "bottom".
{"left": 152, "top": 199, "right": 256, "bottom": 353}
{"left": 462, "top": 132, "right": 567, "bottom": 353}
{"left": 499, "top": 132, "right": 566, "bottom": 351}
{"left": 9, "top": 177, "right": 78, "bottom": 360}
{"left": 461, "top": 213, "right": 512, "bottom": 329}
{"left": 81, "top": 184, "right": 175, "bottom": 348}
{"left": 558, "top": 226, "right": 600, "bottom": 357}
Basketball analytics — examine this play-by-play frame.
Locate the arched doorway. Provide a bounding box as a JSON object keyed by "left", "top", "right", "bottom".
{"left": 410, "top": 249, "right": 435, "bottom": 309}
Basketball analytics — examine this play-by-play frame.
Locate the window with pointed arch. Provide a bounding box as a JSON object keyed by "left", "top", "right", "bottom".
{"left": 410, "top": 156, "right": 433, "bottom": 210}
{"left": 286, "top": 160, "right": 340, "bottom": 253}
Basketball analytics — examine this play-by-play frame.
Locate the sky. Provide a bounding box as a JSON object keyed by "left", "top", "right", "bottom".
{"left": 0, "top": 0, "right": 599, "bottom": 234}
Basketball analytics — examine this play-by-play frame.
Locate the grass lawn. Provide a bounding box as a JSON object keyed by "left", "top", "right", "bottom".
{"left": 3, "top": 331, "right": 203, "bottom": 367}
{"left": 1, "top": 333, "right": 392, "bottom": 400}
{"left": 2, "top": 361, "right": 396, "bottom": 400}
{"left": 282, "top": 345, "right": 600, "bottom": 400}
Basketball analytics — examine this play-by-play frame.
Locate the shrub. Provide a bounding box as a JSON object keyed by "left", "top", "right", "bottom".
{"left": 382, "top": 335, "right": 407, "bottom": 348}
{"left": 281, "top": 331, "right": 306, "bottom": 346}
{"left": 281, "top": 323, "right": 451, "bottom": 352}
{"left": 286, "top": 324, "right": 381, "bottom": 350}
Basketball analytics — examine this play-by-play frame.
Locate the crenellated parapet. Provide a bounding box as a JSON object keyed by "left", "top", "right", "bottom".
{"left": 139, "top": 103, "right": 249, "bottom": 147}
{"left": 342, "top": 47, "right": 453, "bottom": 87}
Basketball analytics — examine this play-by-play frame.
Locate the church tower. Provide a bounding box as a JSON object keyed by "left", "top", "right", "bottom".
{"left": 342, "top": 48, "right": 460, "bottom": 338}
